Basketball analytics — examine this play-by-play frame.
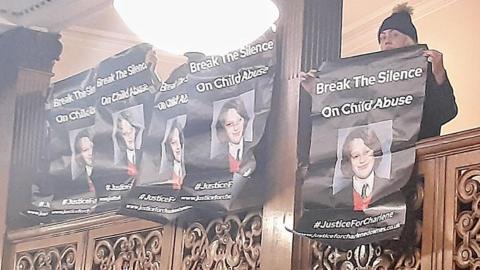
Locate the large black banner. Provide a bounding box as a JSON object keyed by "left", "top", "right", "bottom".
{"left": 28, "top": 31, "right": 275, "bottom": 222}
{"left": 92, "top": 44, "right": 156, "bottom": 210}
{"left": 296, "top": 45, "right": 427, "bottom": 248}
{"left": 120, "top": 31, "right": 276, "bottom": 222}
{"left": 29, "top": 68, "right": 98, "bottom": 218}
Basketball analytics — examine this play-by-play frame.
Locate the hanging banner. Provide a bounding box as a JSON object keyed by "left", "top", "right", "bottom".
{"left": 119, "top": 31, "right": 276, "bottom": 223}
{"left": 27, "top": 44, "right": 159, "bottom": 219}
{"left": 91, "top": 43, "right": 156, "bottom": 211}
{"left": 29, "top": 31, "right": 275, "bottom": 222}
{"left": 296, "top": 45, "right": 427, "bottom": 248}
{"left": 28, "top": 68, "right": 97, "bottom": 218}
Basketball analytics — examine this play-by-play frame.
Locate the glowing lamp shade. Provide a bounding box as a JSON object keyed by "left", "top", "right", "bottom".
{"left": 114, "top": 0, "right": 279, "bottom": 56}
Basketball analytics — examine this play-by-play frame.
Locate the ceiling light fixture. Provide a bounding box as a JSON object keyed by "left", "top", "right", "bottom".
{"left": 114, "top": 0, "right": 279, "bottom": 56}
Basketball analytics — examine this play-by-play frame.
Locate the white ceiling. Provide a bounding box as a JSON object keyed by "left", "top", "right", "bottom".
{"left": 0, "top": 0, "right": 461, "bottom": 51}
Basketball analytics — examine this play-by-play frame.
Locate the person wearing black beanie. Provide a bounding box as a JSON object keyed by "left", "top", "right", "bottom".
{"left": 300, "top": 3, "right": 457, "bottom": 139}
{"left": 378, "top": 3, "right": 417, "bottom": 45}
{"left": 377, "top": 3, "right": 457, "bottom": 139}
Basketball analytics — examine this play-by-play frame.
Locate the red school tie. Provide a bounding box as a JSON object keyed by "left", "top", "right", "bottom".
{"left": 128, "top": 162, "right": 137, "bottom": 176}
{"left": 87, "top": 175, "right": 96, "bottom": 193}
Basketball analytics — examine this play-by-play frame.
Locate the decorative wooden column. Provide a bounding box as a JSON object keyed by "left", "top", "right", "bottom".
{"left": 296, "top": 1, "right": 344, "bottom": 268}
{"left": 258, "top": 0, "right": 304, "bottom": 269}
{"left": 0, "top": 27, "right": 62, "bottom": 268}
{"left": 260, "top": 0, "right": 342, "bottom": 269}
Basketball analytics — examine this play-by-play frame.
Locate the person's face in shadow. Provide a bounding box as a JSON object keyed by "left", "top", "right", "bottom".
{"left": 223, "top": 108, "right": 245, "bottom": 145}
{"left": 379, "top": 29, "right": 415, "bottom": 51}
{"left": 78, "top": 136, "right": 93, "bottom": 167}
{"left": 348, "top": 138, "right": 375, "bottom": 179}
{"left": 169, "top": 128, "right": 182, "bottom": 162}
{"left": 118, "top": 118, "right": 136, "bottom": 151}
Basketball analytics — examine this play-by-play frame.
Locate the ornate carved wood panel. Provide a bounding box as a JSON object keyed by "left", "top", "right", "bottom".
{"left": 454, "top": 167, "right": 480, "bottom": 269}
{"left": 84, "top": 218, "right": 171, "bottom": 270}
{"left": 16, "top": 244, "right": 78, "bottom": 270}
{"left": 10, "top": 232, "right": 85, "bottom": 270}
{"left": 180, "top": 211, "right": 262, "bottom": 270}
{"left": 416, "top": 128, "right": 480, "bottom": 270}
{"left": 6, "top": 215, "right": 178, "bottom": 270}
{"left": 90, "top": 229, "right": 163, "bottom": 270}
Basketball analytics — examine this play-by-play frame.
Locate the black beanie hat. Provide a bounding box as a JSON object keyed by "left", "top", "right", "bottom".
{"left": 378, "top": 4, "right": 418, "bottom": 43}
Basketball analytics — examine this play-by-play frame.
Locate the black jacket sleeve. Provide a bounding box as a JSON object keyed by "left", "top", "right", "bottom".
{"left": 418, "top": 69, "right": 458, "bottom": 140}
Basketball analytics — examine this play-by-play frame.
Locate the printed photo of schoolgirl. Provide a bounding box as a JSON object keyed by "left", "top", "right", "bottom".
{"left": 335, "top": 127, "right": 390, "bottom": 211}
{"left": 214, "top": 97, "right": 255, "bottom": 177}
{"left": 112, "top": 106, "right": 145, "bottom": 180}
{"left": 161, "top": 119, "right": 186, "bottom": 190}
{"left": 53, "top": 128, "right": 96, "bottom": 199}
{"left": 72, "top": 129, "right": 96, "bottom": 194}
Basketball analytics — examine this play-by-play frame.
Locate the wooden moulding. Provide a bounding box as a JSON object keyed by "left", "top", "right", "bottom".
{"left": 6, "top": 212, "right": 162, "bottom": 244}
{"left": 416, "top": 127, "right": 480, "bottom": 160}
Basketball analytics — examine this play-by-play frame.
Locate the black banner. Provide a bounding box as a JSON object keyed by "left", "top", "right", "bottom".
{"left": 297, "top": 45, "right": 427, "bottom": 248}
{"left": 28, "top": 31, "right": 275, "bottom": 222}
{"left": 120, "top": 31, "right": 276, "bottom": 222}
{"left": 92, "top": 44, "right": 156, "bottom": 210}
{"left": 29, "top": 68, "right": 98, "bottom": 218}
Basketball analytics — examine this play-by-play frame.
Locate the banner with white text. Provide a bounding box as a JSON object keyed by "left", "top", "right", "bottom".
{"left": 28, "top": 68, "right": 98, "bottom": 219}
{"left": 120, "top": 31, "right": 276, "bottom": 223}
{"left": 92, "top": 43, "right": 156, "bottom": 211}
{"left": 296, "top": 45, "right": 427, "bottom": 248}
{"left": 28, "top": 31, "right": 275, "bottom": 223}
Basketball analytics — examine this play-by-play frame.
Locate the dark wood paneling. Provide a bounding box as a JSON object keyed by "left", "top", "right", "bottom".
{"left": 297, "top": 0, "right": 343, "bottom": 182}
{"left": 8, "top": 75, "right": 49, "bottom": 229}
{"left": 0, "top": 27, "right": 61, "bottom": 268}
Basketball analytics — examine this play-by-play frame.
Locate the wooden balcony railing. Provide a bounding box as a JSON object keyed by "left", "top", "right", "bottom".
{"left": 4, "top": 127, "right": 480, "bottom": 270}
{"left": 416, "top": 128, "right": 480, "bottom": 270}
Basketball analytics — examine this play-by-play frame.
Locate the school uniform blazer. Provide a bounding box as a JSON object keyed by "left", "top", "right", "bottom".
{"left": 333, "top": 175, "right": 391, "bottom": 209}
{"left": 216, "top": 141, "right": 256, "bottom": 177}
